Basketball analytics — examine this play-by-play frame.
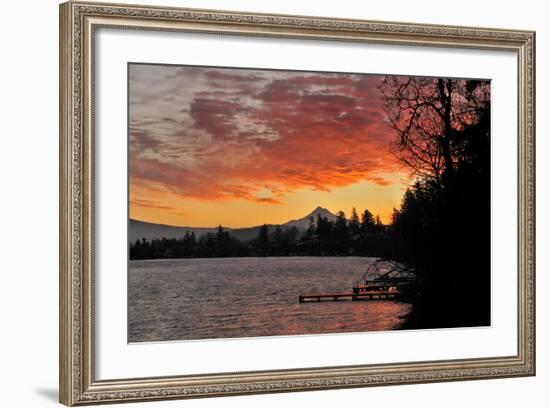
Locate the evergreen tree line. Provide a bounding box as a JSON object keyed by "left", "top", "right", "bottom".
{"left": 129, "top": 208, "right": 389, "bottom": 260}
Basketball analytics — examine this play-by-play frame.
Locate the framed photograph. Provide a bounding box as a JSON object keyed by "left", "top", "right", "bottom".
{"left": 59, "top": 1, "right": 536, "bottom": 405}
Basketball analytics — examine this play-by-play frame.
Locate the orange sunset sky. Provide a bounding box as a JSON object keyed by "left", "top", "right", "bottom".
{"left": 129, "top": 64, "right": 411, "bottom": 228}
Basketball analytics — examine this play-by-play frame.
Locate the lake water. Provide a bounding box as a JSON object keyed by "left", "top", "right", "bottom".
{"left": 128, "top": 256, "right": 412, "bottom": 342}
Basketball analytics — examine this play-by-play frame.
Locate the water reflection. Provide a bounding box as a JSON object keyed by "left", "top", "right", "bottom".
{"left": 128, "top": 257, "right": 412, "bottom": 342}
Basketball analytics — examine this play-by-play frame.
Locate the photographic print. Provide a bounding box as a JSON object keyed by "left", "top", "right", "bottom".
{"left": 128, "top": 63, "right": 491, "bottom": 343}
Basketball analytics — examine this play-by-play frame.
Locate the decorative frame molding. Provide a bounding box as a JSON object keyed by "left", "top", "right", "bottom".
{"left": 59, "top": 1, "right": 535, "bottom": 405}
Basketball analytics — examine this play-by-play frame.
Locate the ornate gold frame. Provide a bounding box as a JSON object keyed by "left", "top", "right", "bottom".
{"left": 59, "top": 1, "right": 536, "bottom": 405}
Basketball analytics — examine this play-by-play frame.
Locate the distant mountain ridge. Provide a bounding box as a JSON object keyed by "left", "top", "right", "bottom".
{"left": 129, "top": 206, "right": 338, "bottom": 243}
{"left": 129, "top": 220, "right": 219, "bottom": 243}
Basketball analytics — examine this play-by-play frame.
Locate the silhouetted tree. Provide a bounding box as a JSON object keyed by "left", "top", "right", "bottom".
{"left": 360, "top": 209, "right": 376, "bottom": 235}
{"left": 255, "top": 224, "right": 270, "bottom": 256}
{"left": 333, "top": 211, "right": 348, "bottom": 253}
{"left": 374, "top": 215, "right": 384, "bottom": 234}
{"left": 348, "top": 208, "right": 360, "bottom": 236}
{"left": 285, "top": 226, "right": 300, "bottom": 255}
{"left": 380, "top": 77, "right": 490, "bottom": 184}
{"left": 314, "top": 215, "right": 334, "bottom": 255}
{"left": 271, "top": 225, "right": 284, "bottom": 255}
{"left": 182, "top": 232, "right": 197, "bottom": 256}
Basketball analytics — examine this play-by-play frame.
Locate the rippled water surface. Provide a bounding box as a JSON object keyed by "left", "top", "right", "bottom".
{"left": 128, "top": 257, "right": 412, "bottom": 342}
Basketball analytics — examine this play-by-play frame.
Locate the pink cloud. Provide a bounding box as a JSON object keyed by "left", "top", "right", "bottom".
{"left": 129, "top": 65, "right": 407, "bottom": 204}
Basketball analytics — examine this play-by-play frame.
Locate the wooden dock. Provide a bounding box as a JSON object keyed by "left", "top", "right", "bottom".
{"left": 299, "top": 290, "right": 401, "bottom": 303}
{"left": 353, "top": 278, "right": 415, "bottom": 292}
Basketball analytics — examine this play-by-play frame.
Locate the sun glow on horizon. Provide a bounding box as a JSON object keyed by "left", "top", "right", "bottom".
{"left": 130, "top": 174, "right": 408, "bottom": 228}
{"left": 129, "top": 64, "right": 412, "bottom": 229}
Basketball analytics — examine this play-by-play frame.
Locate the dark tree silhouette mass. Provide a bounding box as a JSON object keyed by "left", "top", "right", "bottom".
{"left": 382, "top": 76, "right": 491, "bottom": 329}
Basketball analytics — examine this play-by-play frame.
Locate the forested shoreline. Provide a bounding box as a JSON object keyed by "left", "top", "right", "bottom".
{"left": 129, "top": 208, "right": 389, "bottom": 259}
